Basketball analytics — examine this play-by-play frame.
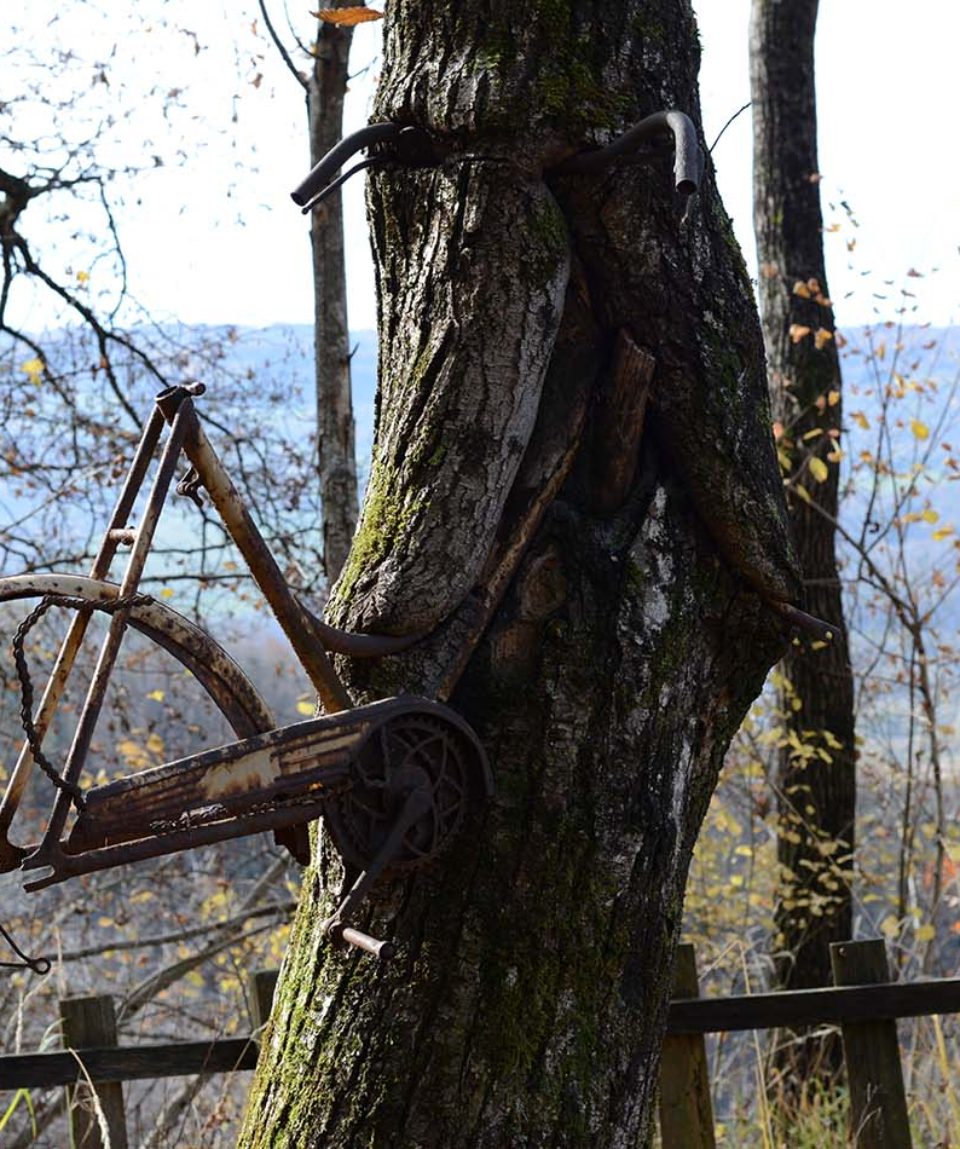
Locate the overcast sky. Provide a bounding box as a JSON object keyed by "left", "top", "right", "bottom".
{"left": 9, "top": 2, "right": 960, "bottom": 334}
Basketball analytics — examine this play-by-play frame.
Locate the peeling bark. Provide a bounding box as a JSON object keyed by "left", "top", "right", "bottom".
{"left": 240, "top": 4, "right": 796, "bottom": 1146}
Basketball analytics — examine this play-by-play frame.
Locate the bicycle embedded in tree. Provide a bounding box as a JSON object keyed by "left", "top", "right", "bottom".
{"left": 1, "top": 111, "right": 827, "bottom": 970}
{"left": 0, "top": 380, "right": 492, "bottom": 961}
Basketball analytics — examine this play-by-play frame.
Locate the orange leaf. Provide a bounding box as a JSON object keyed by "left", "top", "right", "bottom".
{"left": 313, "top": 6, "right": 383, "bottom": 24}
{"left": 789, "top": 324, "right": 812, "bottom": 344}
{"left": 814, "top": 328, "right": 834, "bottom": 350}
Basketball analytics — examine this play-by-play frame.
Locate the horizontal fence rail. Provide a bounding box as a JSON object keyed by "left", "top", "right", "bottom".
{"left": 0, "top": 947, "right": 956, "bottom": 1149}
{"left": 0, "top": 1037, "right": 260, "bottom": 1090}
{"left": 2, "top": 968, "right": 957, "bottom": 1087}
{"left": 665, "top": 975, "right": 960, "bottom": 1034}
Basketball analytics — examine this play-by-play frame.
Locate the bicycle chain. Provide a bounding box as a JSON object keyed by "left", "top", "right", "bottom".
{"left": 12, "top": 591, "right": 153, "bottom": 813}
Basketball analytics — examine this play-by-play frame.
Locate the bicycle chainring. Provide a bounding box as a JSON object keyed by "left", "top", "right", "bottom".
{"left": 324, "top": 711, "right": 476, "bottom": 874}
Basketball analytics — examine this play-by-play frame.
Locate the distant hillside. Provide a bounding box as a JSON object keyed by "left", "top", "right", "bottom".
{"left": 227, "top": 321, "right": 960, "bottom": 483}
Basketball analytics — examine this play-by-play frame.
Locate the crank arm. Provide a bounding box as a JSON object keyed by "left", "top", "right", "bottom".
{"left": 324, "top": 782, "right": 434, "bottom": 960}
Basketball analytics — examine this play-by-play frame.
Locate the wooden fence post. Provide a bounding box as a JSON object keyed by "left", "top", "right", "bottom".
{"left": 249, "top": 968, "right": 279, "bottom": 1030}
{"left": 830, "top": 940, "right": 912, "bottom": 1149}
{"left": 658, "top": 943, "right": 716, "bottom": 1148}
{"left": 59, "top": 993, "right": 129, "bottom": 1149}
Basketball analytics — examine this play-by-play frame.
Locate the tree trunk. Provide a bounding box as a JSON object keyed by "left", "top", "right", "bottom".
{"left": 751, "top": 0, "right": 857, "bottom": 1077}
{"left": 240, "top": 4, "right": 797, "bottom": 1145}
{"left": 309, "top": 5, "right": 359, "bottom": 583}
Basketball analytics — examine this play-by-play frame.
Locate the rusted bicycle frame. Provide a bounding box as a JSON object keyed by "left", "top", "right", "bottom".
{"left": 2, "top": 110, "right": 833, "bottom": 968}
{"left": 0, "top": 383, "right": 491, "bottom": 960}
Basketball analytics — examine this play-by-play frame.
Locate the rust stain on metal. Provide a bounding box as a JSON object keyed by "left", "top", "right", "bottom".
{"left": 0, "top": 383, "right": 494, "bottom": 959}
{"left": 201, "top": 750, "right": 279, "bottom": 800}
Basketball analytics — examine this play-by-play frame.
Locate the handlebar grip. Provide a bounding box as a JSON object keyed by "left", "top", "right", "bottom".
{"left": 291, "top": 123, "right": 401, "bottom": 207}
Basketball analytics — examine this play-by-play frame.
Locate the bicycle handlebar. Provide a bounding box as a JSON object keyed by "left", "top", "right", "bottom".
{"left": 290, "top": 110, "right": 703, "bottom": 214}
{"left": 291, "top": 123, "right": 401, "bottom": 208}
{"left": 549, "top": 110, "right": 703, "bottom": 195}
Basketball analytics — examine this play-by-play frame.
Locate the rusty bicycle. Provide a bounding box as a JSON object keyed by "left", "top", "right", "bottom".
{"left": 0, "top": 381, "right": 492, "bottom": 961}
{"left": 3, "top": 110, "right": 829, "bottom": 968}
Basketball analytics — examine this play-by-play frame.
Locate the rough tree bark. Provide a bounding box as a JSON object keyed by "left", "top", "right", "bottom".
{"left": 307, "top": 3, "right": 359, "bottom": 583}
{"left": 261, "top": 0, "right": 360, "bottom": 581}
{"left": 240, "top": 4, "right": 799, "bottom": 1145}
{"left": 751, "top": 0, "right": 856, "bottom": 1076}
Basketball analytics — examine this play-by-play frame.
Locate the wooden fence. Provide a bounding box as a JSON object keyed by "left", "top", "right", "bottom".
{"left": 1, "top": 940, "right": 958, "bottom": 1148}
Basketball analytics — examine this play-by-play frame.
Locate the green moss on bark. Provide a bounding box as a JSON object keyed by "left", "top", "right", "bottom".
{"left": 328, "top": 460, "right": 425, "bottom": 613}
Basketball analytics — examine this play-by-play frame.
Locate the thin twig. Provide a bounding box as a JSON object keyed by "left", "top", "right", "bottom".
{"left": 710, "top": 101, "right": 751, "bottom": 154}
{"left": 259, "top": 0, "right": 308, "bottom": 90}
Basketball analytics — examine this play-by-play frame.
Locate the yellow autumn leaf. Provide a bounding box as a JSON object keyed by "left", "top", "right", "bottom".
{"left": 147, "top": 689, "right": 165, "bottom": 702}
{"left": 932, "top": 526, "right": 955, "bottom": 542}
{"left": 296, "top": 700, "right": 316, "bottom": 716}
{"left": 911, "top": 418, "right": 930, "bottom": 440}
{"left": 879, "top": 914, "right": 900, "bottom": 939}
{"left": 789, "top": 324, "right": 811, "bottom": 344}
{"left": 851, "top": 411, "right": 870, "bottom": 431}
{"left": 792, "top": 280, "right": 811, "bottom": 299}
{"left": 827, "top": 390, "right": 840, "bottom": 407}
{"left": 916, "top": 923, "right": 936, "bottom": 943}
{"left": 814, "top": 327, "right": 833, "bottom": 350}
{"left": 312, "top": 6, "right": 383, "bottom": 24}
{"left": 76, "top": 270, "right": 90, "bottom": 284}
{"left": 808, "top": 456, "right": 829, "bottom": 483}
{"left": 21, "top": 357, "right": 44, "bottom": 382}
{"left": 921, "top": 509, "right": 939, "bottom": 524}
{"left": 160, "top": 587, "right": 175, "bottom": 599}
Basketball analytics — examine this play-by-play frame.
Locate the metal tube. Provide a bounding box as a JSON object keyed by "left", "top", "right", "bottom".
{"left": 155, "top": 389, "right": 353, "bottom": 714}
{"left": 20, "top": 792, "right": 338, "bottom": 891}
{"left": 25, "top": 405, "right": 191, "bottom": 868}
{"left": 340, "top": 929, "right": 395, "bottom": 961}
{"left": 298, "top": 158, "right": 383, "bottom": 215}
{"left": 291, "top": 123, "right": 401, "bottom": 207}
{"left": 765, "top": 598, "right": 835, "bottom": 643}
{"left": 0, "top": 408, "right": 166, "bottom": 870}
{"left": 551, "top": 110, "right": 703, "bottom": 196}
